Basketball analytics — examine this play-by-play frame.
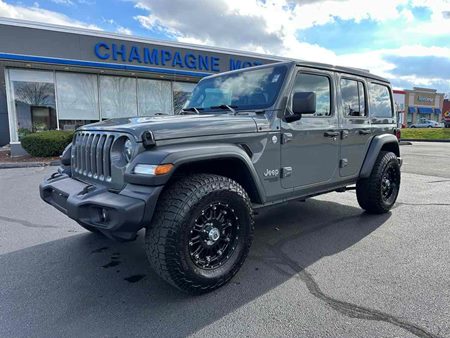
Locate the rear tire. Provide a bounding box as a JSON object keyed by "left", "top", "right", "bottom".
{"left": 356, "top": 151, "right": 401, "bottom": 214}
{"left": 145, "top": 174, "right": 254, "bottom": 294}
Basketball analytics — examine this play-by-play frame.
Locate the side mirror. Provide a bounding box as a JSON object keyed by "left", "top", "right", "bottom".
{"left": 292, "top": 91, "right": 316, "bottom": 115}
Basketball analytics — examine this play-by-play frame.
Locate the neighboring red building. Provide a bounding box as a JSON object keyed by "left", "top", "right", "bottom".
{"left": 443, "top": 99, "right": 450, "bottom": 128}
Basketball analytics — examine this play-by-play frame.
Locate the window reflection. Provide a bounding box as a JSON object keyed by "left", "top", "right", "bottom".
{"left": 369, "top": 83, "right": 393, "bottom": 118}
{"left": 7, "top": 68, "right": 197, "bottom": 142}
{"left": 174, "top": 82, "right": 196, "bottom": 114}
{"left": 293, "top": 73, "right": 331, "bottom": 116}
{"left": 100, "top": 76, "right": 138, "bottom": 119}
{"left": 56, "top": 72, "right": 100, "bottom": 129}
{"left": 9, "top": 69, "right": 57, "bottom": 137}
{"left": 341, "top": 79, "right": 366, "bottom": 117}
{"left": 138, "top": 79, "right": 173, "bottom": 116}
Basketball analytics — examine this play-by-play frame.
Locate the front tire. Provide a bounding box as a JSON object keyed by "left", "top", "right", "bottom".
{"left": 356, "top": 151, "right": 401, "bottom": 214}
{"left": 145, "top": 174, "right": 254, "bottom": 294}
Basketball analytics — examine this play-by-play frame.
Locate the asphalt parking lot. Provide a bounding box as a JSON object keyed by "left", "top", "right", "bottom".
{"left": 0, "top": 142, "right": 449, "bottom": 338}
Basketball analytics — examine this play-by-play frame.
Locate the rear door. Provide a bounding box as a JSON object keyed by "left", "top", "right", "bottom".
{"left": 338, "top": 75, "right": 372, "bottom": 178}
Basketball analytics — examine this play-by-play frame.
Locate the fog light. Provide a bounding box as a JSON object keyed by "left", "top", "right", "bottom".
{"left": 100, "top": 208, "right": 109, "bottom": 223}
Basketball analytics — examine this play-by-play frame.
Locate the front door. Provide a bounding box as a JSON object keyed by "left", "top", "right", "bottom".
{"left": 281, "top": 70, "right": 340, "bottom": 189}
{"left": 338, "top": 76, "right": 372, "bottom": 177}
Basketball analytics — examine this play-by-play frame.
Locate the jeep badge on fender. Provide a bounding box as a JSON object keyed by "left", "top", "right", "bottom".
{"left": 40, "top": 61, "right": 402, "bottom": 294}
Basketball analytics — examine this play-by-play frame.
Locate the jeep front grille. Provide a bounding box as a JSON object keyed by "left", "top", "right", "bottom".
{"left": 72, "top": 132, "right": 116, "bottom": 182}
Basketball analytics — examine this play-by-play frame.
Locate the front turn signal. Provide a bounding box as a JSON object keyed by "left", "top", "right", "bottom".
{"left": 133, "top": 163, "right": 174, "bottom": 176}
{"left": 154, "top": 164, "right": 174, "bottom": 175}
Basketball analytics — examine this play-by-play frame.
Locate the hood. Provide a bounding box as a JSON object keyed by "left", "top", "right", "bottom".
{"left": 78, "top": 114, "right": 258, "bottom": 141}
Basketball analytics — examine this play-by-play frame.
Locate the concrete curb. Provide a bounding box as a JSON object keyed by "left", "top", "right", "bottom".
{"left": 399, "top": 141, "right": 413, "bottom": 145}
{"left": 401, "top": 139, "right": 450, "bottom": 143}
{"left": 0, "top": 160, "right": 60, "bottom": 169}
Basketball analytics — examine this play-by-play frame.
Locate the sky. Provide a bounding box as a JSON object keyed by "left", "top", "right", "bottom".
{"left": 1, "top": 0, "right": 449, "bottom": 95}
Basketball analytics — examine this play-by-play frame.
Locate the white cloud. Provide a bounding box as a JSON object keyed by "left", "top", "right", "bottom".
{"left": 406, "top": 0, "right": 450, "bottom": 36}
{"left": 133, "top": 0, "right": 450, "bottom": 92}
{"left": 116, "top": 26, "right": 132, "bottom": 35}
{"left": 51, "top": 0, "right": 75, "bottom": 5}
{"left": 0, "top": 0, "right": 100, "bottom": 30}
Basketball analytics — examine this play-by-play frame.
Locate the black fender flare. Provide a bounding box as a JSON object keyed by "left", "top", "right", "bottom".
{"left": 359, "top": 134, "right": 400, "bottom": 178}
{"left": 124, "top": 143, "right": 266, "bottom": 202}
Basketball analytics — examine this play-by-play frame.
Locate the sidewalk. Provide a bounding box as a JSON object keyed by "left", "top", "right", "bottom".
{"left": 0, "top": 148, "right": 60, "bottom": 169}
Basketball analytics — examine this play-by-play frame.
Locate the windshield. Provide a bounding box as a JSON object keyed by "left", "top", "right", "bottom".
{"left": 184, "top": 64, "right": 287, "bottom": 112}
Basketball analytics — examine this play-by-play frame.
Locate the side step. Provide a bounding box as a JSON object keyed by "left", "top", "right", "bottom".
{"left": 335, "top": 186, "right": 356, "bottom": 193}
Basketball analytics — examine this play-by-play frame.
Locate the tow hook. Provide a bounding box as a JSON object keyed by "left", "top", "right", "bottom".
{"left": 78, "top": 185, "right": 96, "bottom": 196}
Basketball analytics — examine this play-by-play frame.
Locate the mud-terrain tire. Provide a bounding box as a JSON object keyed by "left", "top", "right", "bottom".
{"left": 145, "top": 174, "right": 254, "bottom": 294}
{"left": 356, "top": 151, "right": 401, "bottom": 214}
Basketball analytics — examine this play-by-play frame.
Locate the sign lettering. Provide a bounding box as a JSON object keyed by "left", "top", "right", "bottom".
{"left": 94, "top": 42, "right": 263, "bottom": 72}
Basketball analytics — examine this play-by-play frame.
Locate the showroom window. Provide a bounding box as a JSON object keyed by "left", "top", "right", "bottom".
{"left": 100, "top": 75, "right": 138, "bottom": 119}
{"left": 8, "top": 69, "right": 57, "bottom": 140}
{"left": 56, "top": 72, "right": 100, "bottom": 130}
{"left": 173, "top": 82, "right": 196, "bottom": 114}
{"left": 137, "top": 78, "right": 173, "bottom": 116}
{"left": 6, "top": 68, "right": 197, "bottom": 143}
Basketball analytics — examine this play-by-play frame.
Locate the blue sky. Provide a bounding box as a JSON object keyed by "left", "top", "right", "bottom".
{"left": 1, "top": 0, "right": 449, "bottom": 94}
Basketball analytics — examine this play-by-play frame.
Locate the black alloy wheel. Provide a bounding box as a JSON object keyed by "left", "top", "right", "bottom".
{"left": 189, "top": 202, "right": 241, "bottom": 270}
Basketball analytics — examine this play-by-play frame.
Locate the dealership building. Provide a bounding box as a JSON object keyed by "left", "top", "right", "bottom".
{"left": 0, "top": 19, "right": 281, "bottom": 155}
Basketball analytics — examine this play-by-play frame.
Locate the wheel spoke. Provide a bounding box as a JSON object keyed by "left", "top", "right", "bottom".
{"left": 188, "top": 202, "right": 240, "bottom": 269}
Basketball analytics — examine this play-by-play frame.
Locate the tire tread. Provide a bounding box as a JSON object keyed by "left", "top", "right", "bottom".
{"left": 145, "top": 174, "right": 254, "bottom": 294}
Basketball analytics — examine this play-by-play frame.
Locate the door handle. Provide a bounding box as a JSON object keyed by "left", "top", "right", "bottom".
{"left": 359, "top": 129, "right": 371, "bottom": 135}
{"left": 324, "top": 130, "right": 340, "bottom": 137}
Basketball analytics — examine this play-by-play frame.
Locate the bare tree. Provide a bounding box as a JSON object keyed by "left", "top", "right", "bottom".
{"left": 14, "top": 82, "right": 55, "bottom": 107}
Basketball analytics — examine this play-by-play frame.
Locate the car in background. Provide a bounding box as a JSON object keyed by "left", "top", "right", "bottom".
{"left": 410, "top": 118, "right": 442, "bottom": 128}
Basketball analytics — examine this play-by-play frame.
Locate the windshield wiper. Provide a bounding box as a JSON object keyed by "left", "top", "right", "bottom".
{"left": 180, "top": 107, "right": 203, "bottom": 114}
{"left": 210, "top": 104, "right": 238, "bottom": 115}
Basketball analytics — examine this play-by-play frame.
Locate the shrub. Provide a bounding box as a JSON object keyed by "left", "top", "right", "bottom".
{"left": 21, "top": 130, "right": 74, "bottom": 157}
{"left": 18, "top": 128, "right": 32, "bottom": 140}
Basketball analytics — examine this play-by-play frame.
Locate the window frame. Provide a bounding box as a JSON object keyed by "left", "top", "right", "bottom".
{"left": 290, "top": 69, "right": 335, "bottom": 118}
{"left": 338, "top": 74, "right": 368, "bottom": 119}
{"left": 368, "top": 81, "right": 395, "bottom": 119}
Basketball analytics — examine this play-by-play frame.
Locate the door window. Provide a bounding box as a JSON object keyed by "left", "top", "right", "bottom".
{"left": 368, "top": 83, "right": 393, "bottom": 118}
{"left": 340, "top": 78, "right": 366, "bottom": 117}
{"left": 292, "top": 73, "right": 331, "bottom": 117}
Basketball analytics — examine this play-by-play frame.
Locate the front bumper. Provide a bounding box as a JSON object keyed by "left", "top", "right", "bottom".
{"left": 39, "top": 173, "right": 163, "bottom": 241}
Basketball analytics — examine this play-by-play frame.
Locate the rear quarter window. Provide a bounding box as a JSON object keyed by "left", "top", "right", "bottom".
{"left": 368, "top": 83, "right": 393, "bottom": 118}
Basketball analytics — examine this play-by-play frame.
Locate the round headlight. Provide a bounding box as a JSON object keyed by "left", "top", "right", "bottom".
{"left": 124, "top": 138, "right": 133, "bottom": 162}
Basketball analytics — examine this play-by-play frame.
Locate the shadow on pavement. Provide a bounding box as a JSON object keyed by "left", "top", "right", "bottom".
{"left": 0, "top": 199, "right": 391, "bottom": 337}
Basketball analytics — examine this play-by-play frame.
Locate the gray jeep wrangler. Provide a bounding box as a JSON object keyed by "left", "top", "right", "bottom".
{"left": 40, "top": 61, "right": 402, "bottom": 293}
